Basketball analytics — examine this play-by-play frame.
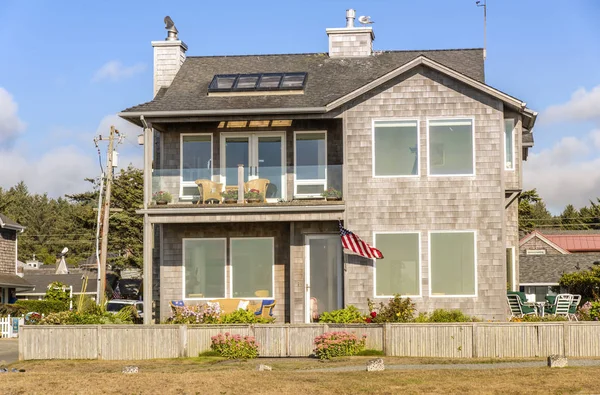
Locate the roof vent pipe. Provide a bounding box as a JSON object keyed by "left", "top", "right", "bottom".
{"left": 346, "top": 9, "right": 356, "bottom": 28}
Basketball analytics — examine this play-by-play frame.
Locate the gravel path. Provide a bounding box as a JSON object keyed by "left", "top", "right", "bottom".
{"left": 305, "top": 359, "right": 600, "bottom": 372}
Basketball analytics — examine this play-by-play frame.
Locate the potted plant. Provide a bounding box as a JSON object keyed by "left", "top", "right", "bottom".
{"left": 221, "top": 189, "right": 238, "bottom": 203}
{"left": 152, "top": 190, "right": 172, "bottom": 205}
{"left": 244, "top": 188, "right": 263, "bottom": 203}
{"left": 322, "top": 188, "right": 342, "bottom": 201}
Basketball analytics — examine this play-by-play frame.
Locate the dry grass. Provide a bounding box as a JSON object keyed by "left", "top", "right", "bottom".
{"left": 1, "top": 357, "right": 600, "bottom": 394}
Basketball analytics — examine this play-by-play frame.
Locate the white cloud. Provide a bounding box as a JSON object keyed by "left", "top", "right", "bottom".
{"left": 0, "top": 87, "right": 26, "bottom": 147}
{"left": 524, "top": 131, "right": 600, "bottom": 214}
{"left": 542, "top": 84, "right": 600, "bottom": 124}
{"left": 92, "top": 61, "right": 146, "bottom": 83}
{"left": 0, "top": 114, "right": 143, "bottom": 198}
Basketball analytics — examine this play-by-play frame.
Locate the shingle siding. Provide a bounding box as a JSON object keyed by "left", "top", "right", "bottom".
{"left": 0, "top": 228, "right": 16, "bottom": 275}
{"left": 342, "top": 66, "right": 507, "bottom": 320}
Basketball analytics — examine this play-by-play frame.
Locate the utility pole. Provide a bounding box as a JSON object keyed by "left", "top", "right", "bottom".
{"left": 97, "top": 126, "right": 120, "bottom": 303}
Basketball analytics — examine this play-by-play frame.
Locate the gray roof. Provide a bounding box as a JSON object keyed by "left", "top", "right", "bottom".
{"left": 18, "top": 272, "right": 98, "bottom": 295}
{"left": 0, "top": 274, "right": 33, "bottom": 290}
{"left": 0, "top": 213, "right": 24, "bottom": 231}
{"left": 520, "top": 254, "right": 600, "bottom": 284}
{"left": 122, "top": 49, "right": 484, "bottom": 114}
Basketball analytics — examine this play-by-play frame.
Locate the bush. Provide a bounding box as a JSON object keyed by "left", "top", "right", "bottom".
{"left": 318, "top": 305, "right": 365, "bottom": 324}
{"left": 313, "top": 331, "right": 366, "bottom": 360}
{"left": 367, "top": 295, "right": 415, "bottom": 323}
{"left": 219, "top": 309, "right": 274, "bottom": 324}
{"left": 168, "top": 303, "right": 221, "bottom": 324}
{"left": 15, "top": 299, "right": 69, "bottom": 315}
{"left": 45, "top": 281, "right": 70, "bottom": 304}
{"left": 210, "top": 332, "right": 259, "bottom": 360}
{"left": 37, "top": 309, "right": 134, "bottom": 325}
{"left": 0, "top": 303, "right": 26, "bottom": 316}
{"left": 415, "top": 309, "right": 478, "bottom": 323}
{"left": 509, "top": 315, "right": 568, "bottom": 322}
{"left": 356, "top": 349, "right": 384, "bottom": 356}
{"left": 577, "top": 301, "right": 600, "bottom": 321}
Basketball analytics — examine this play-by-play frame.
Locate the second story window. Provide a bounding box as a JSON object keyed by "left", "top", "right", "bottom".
{"left": 428, "top": 119, "right": 475, "bottom": 176}
{"left": 294, "top": 131, "right": 327, "bottom": 197}
{"left": 373, "top": 120, "right": 419, "bottom": 177}
{"left": 504, "top": 119, "right": 515, "bottom": 170}
{"left": 181, "top": 134, "right": 213, "bottom": 199}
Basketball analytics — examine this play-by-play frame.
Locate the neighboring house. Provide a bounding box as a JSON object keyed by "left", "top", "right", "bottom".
{"left": 519, "top": 229, "right": 600, "bottom": 300}
{"left": 17, "top": 266, "right": 98, "bottom": 301}
{"left": 120, "top": 11, "right": 537, "bottom": 323}
{"left": 0, "top": 214, "right": 33, "bottom": 302}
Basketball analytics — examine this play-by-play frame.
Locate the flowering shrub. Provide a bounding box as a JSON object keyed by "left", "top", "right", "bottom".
{"left": 152, "top": 190, "right": 172, "bottom": 203}
{"left": 221, "top": 189, "right": 238, "bottom": 200}
{"left": 577, "top": 301, "right": 600, "bottom": 321}
{"left": 367, "top": 295, "right": 416, "bottom": 323}
{"left": 169, "top": 303, "right": 221, "bottom": 324}
{"left": 313, "top": 331, "right": 366, "bottom": 360}
{"left": 509, "top": 315, "right": 567, "bottom": 322}
{"left": 318, "top": 305, "right": 365, "bottom": 323}
{"left": 210, "top": 332, "right": 259, "bottom": 359}
{"left": 244, "top": 188, "right": 263, "bottom": 201}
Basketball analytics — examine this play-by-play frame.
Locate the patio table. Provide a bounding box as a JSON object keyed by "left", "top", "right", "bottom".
{"left": 524, "top": 301, "right": 546, "bottom": 317}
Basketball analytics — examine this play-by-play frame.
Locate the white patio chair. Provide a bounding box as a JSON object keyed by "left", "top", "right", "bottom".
{"left": 569, "top": 294, "right": 581, "bottom": 321}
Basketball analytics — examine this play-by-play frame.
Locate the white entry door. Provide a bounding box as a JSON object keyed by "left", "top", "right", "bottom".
{"left": 305, "top": 235, "right": 343, "bottom": 323}
{"left": 220, "top": 133, "right": 285, "bottom": 201}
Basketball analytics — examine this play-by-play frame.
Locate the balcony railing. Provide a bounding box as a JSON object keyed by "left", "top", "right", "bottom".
{"left": 149, "top": 165, "right": 343, "bottom": 206}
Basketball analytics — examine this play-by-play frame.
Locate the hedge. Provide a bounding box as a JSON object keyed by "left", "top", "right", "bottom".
{"left": 15, "top": 299, "right": 69, "bottom": 315}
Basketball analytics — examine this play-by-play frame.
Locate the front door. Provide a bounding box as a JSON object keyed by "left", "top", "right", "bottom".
{"left": 305, "top": 235, "right": 343, "bottom": 323}
{"left": 220, "top": 133, "right": 285, "bottom": 201}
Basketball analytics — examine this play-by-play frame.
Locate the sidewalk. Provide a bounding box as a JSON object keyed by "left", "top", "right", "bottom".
{"left": 0, "top": 339, "right": 19, "bottom": 365}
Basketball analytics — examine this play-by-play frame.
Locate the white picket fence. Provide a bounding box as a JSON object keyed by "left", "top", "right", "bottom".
{"left": 0, "top": 315, "right": 23, "bottom": 338}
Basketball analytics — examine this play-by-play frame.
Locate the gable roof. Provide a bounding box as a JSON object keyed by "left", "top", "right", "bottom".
{"left": 0, "top": 213, "right": 24, "bottom": 232}
{"left": 520, "top": 254, "right": 600, "bottom": 284}
{"left": 18, "top": 272, "right": 98, "bottom": 295}
{"left": 544, "top": 234, "right": 600, "bottom": 253}
{"left": 519, "top": 230, "right": 571, "bottom": 255}
{"left": 121, "top": 48, "right": 486, "bottom": 115}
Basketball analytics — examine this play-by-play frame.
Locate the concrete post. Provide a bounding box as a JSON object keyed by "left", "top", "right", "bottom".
{"left": 237, "top": 164, "right": 244, "bottom": 204}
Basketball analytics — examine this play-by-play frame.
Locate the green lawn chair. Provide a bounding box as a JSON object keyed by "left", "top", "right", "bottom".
{"left": 569, "top": 294, "right": 581, "bottom": 321}
{"left": 544, "top": 294, "right": 573, "bottom": 319}
{"left": 507, "top": 293, "right": 536, "bottom": 318}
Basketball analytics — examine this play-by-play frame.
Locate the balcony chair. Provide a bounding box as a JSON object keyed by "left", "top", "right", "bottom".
{"left": 244, "top": 179, "right": 270, "bottom": 200}
{"left": 544, "top": 294, "right": 573, "bottom": 319}
{"left": 507, "top": 293, "right": 536, "bottom": 318}
{"left": 195, "top": 179, "right": 223, "bottom": 204}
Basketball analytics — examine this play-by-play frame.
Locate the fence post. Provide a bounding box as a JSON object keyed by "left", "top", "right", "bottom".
{"left": 179, "top": 325, "right": 188, "bottom": 358}
{"left": 472, "top": 322, "right": 478, "bottom": 358}
{"left": 97, "top": 325, "right": 102, "bottom": 360}
{"left": 383, "top": 323, "right": 390, "bottom": 356}
{"left": 563, "top": 322, "right": 570, "bottom": 357}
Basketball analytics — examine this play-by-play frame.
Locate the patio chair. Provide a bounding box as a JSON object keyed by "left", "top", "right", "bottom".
{"left": 544, "top": 294, "right": 573, "bottom": 319}
{"left": 195, "top": 179, "right": 223, "bottom": 204}
{"left": 569, "top": 294, "right": 582, "bottom": 321}
{"left": 507, "top": 294, "right": 536, "bottom": 318}
{"left": 244, "top": 179, "right": 270, "bottom": 199}
{"left": 254, "top": 299, "right": 276, "bottom": 319}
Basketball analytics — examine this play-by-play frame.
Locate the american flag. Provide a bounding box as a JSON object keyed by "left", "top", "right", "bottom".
{"left": 339, "top": 221, "right": 384, "bottom": 259}
{"left": 112, "top": 283, "right": 122, "bottom": 299}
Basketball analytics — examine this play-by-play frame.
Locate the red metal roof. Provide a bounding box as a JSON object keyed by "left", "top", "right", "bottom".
{"left": 544, "top": 234, "right": 600, "bottom": 252}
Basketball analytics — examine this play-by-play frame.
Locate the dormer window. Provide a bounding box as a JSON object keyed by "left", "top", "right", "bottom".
{"left": 208, "top": 73, "right": 307, "bottom": 96}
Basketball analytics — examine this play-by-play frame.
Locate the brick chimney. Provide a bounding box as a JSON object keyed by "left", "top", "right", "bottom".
{"left": 151, "top": 16, "right": 188, "bottom": 97}
{"left": 326, "top": 9, "right": 375, "bottom": 58}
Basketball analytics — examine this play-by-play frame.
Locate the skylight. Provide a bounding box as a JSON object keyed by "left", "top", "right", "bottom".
{"left": 208, "top": 73, "right": 307, "bottom": 92}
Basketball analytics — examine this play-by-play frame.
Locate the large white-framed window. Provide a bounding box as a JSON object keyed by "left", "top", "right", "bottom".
{"left": 180, "top": 133, "right": 213, "bottom": 200}
{"left": 372, "top": 119, "right": 420, "bottom": 177}
{"left": 506, "top": 247, "right": 516, "bottom": 291}
{"left": 294, "top": 131, "right": 327, "bottom": 197}
{"left": 182, "top": 238, "right": 226, "bottom": 300}
{"left": 429, "top": 231, "right": 477, "bottom": 297}
{"left": 230, "top": 237, "right": 274, "bottom": 299}
{"left": 504, "top": 119, "right": 515, "bottom": 170}
{"left": 427, "top": 118, "right": 475, "bottom": 176}
{"left": 373, "top": 232, "right": 421, "bottom": 297}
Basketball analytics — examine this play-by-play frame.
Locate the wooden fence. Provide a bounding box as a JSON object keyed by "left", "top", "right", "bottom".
{"left": 18, "top": 322, "right": 600, "bottom": 360}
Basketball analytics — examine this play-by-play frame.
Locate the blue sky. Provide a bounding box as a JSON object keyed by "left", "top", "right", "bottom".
{"left": 0, "top": 0, "right": 599, "bottom": 213}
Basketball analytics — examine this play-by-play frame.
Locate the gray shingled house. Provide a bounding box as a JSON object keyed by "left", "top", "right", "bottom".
{"left": 0, "top": 214, "right": 33, "bottom": 302}
{"left": 120, "top": 11, "right": 537, "bottom": 323}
